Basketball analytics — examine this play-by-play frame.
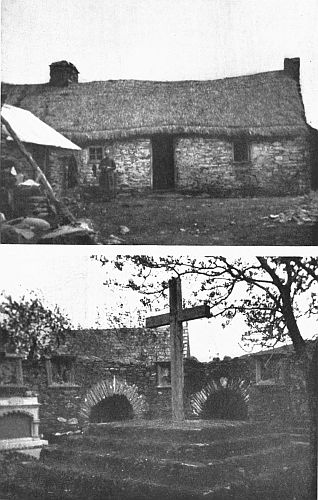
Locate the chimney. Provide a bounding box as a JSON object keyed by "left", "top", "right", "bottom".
{"left": 284, "top": 57, "right": 300, "bottom": 84}
{"left": 49, "top": 61, "right": 79, "bottom": 87}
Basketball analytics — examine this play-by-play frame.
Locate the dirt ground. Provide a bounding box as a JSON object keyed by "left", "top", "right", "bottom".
{"left": 70, "top": 191, "right": 318, "bottom": 246}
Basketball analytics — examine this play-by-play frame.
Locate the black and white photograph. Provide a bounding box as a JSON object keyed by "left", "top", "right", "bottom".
{"left": 0, "top": 249, "right": 317, "bottom": 498}
{"left": 1, "top": 1, "right": 318, "bottom": 499}
{"left": 1, "top": 0, "right": 317, "bottom": 245}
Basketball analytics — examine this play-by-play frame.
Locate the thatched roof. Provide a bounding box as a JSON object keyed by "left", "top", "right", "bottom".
{"left": 2, "top": 69, "right": 309, "bottom": 143}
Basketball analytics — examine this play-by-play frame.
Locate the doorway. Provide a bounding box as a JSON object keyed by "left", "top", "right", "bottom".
{"left": 89, "top": 394, "right": 134, "bottom": 423}
{"left": 152, "top": 135, "right": 175, "bottom": 190}
{"left": 201, "top": 388, "right": 248, "bottom": 420}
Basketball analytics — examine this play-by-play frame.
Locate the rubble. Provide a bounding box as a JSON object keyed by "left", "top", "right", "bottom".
{"left": 263, "top": 196, "right": 318, "bottom": 226}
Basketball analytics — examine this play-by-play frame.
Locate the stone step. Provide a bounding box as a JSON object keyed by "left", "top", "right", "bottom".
{"left": 85, "top": 419, "right": 269, "bottom": 443}
{"left": 6, "top": 455, "right": 310, "bottom": 500}
{"left": 56, "top": 431, "right": 290, "bottom": 461}
{"left": 40, "top": 444, "right": 302, "bottom": 490}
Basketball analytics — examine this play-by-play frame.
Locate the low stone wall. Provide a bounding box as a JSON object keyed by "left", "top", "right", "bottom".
{"left": 175, "top": 136, "right": 311, "bottom": 196}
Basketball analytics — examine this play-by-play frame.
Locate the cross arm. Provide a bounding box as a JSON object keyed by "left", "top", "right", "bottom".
{"left": 146, "top": 304, "right": 211, "bottom": 329}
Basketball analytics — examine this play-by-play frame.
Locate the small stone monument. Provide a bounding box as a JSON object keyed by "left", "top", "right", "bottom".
{"left": 0, "top": 329, "right": 47, "bottom": 457}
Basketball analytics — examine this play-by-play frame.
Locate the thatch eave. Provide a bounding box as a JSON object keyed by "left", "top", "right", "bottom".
{"left": 59, "top": 124, "right": 309, "bottom": 146}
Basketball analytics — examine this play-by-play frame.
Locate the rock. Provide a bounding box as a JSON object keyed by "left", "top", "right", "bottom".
{"left": 57, "top": 417, "right": 67, "bottom": 423}
{"left": 119, "top": 225, "right": 130, "bottom": 235}
{"left": 10, "top": 227, "right": 35, "bottom": 240}
{"left": 68, "top": 418, "right": 78, "bottom": 425}
{"left": 108, "top": 234, "right": 125, "bottom": 244}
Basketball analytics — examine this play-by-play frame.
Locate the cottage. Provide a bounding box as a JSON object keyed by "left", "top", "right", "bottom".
{"left": 1, "top": 103, "right": 81, "bottom": 205}
{"left": 2, "top": 58, "right": 316, "bottom": 196}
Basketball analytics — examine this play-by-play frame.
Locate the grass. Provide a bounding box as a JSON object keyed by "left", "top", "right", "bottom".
{"left": 70, "top": 191, "right": 317, "bottom": 245}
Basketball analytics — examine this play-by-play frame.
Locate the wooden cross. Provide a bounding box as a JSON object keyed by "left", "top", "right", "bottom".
{"left": 146, "top": 277, "right": 210, "bottom": 421}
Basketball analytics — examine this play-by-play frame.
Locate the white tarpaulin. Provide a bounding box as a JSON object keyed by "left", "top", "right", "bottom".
{"left": 1, "top": 104, "right": 81, "bottom": 150}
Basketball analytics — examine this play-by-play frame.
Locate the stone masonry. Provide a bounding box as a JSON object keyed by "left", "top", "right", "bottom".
{"left": 81, "top": 139, "right": 152, "bottom": 191}
{"left": 4, "top": 328, "right": 312, "bottom": 438}
{"left": 1, "top": 135, "right": 80, "bottom": 199}
{"left": 175, "top": 136, "right": 311, "bottom": 196}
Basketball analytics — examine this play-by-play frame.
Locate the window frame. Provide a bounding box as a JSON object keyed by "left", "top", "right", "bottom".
{"left": 88, "top": 146, "right": 104, "bottom": 163}
{"left": 255, "top": 356, "right": 285, "bottom": 386}
{"left": 46, "top": 355, "right": 78, "bottom": 388}
{"left": 0, "top": 353, "right": 24, "bottom": 387}
{"left": 156, "top": 361, "right": 171, "bottom": 388}
{"left": 233, "top": 141, "right": 250, "bottom": 163}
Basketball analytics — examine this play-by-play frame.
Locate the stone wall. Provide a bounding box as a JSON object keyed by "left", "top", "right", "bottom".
{"left": 48, "top": 149, "right": 81, "bottom": 198}
{"left": 7, "top": 328, "right": 312, "bottom": 436}
{"left": 3, "top": 133, "right": 312, "bottom": 198}
{"left": 1, "top": 136, "right": 80, "bottom": 200}
{"left": 1, "top": 137, "right": 35, "bottom": 180}
{"left": 248, "top": 355, "right": 311, "bottom": 426}
{"left": 175, "top": 136, "right": 311, "bottom": 196}
{"left": 19, "top": 327, "right": 172, "bottom": 436}
{"left": 80, "top": 139, "right": 152, "bottom": 191}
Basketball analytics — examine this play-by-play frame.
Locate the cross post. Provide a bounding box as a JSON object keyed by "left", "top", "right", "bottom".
{"left": 146, "top": 277, "right": 210, "bottom": 421}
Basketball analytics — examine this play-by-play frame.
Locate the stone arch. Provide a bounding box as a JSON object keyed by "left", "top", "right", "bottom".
{"left": 190, "top": 377, "right": 250, "bottom": 420}
{"left": 80, "top": 377, "right": 149, "bottom": 421}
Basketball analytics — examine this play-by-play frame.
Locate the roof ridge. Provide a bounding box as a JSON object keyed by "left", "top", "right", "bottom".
{"left": 2, "top": 69, "right": 286, "bottom": 87}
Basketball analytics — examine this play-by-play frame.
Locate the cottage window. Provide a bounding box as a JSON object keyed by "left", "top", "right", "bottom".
{"left": 89, "top": 147, "right": 103, "bottom": 162}
{"left": 157, "top": 362, "right": 171, "bottom": 388}
{"left": 46, "top": 355, "right": 76, "bottom": 387}
{"left": 233, "top": 141, "right": 249, "bottom": 163}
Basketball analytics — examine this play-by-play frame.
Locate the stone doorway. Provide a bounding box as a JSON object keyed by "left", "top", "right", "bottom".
{"left": 90, "top": 394, "right": 133, "bottom": 423}
{"left": 201, "top": 388, "right": 248, "bottom": 420}
{"left": 152, "top": 134, "right": 175, "bottom": 190}
{"left": 190, "top": 378, "right": 250, "bottom": 420}
{"left": 80, "top": 378, "right": 149, "bottom": 423}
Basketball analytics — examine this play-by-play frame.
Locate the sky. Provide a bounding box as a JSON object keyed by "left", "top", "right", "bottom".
{"left": 0, "top": 246, "right": 246, "bottom": 360}
{"left": 1, "top": 0, "right": 318, "bottom": 128}
{"left": 1, "top": 0, "right": 318, "bottom": 360}
{"left": 0, "top": 247, "right": 317, "bottom": 361}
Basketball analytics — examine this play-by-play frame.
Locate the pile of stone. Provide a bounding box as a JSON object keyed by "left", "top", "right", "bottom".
{"left": 13, "top": 182, "right": 51, "bottom": 219}
{"left": 263, "top": 195, "right": 318, "bottom": 226}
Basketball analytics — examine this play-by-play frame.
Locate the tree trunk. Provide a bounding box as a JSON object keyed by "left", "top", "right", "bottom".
{"left": 306, "top": 341, "right": 318, "bottom": 500}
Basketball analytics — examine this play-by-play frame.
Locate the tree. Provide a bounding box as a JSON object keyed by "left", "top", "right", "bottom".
{"left": 0, "top": 293, "right": 72, "bottom": 360}
{"left": 93, "top": 256, "right": 317, "bottom": 353}
{"left": 93, "top": 254, "right": 318, "bottom": 496}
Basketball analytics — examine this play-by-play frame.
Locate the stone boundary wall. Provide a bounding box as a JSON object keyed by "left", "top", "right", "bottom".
{"left": 175, "top": 136, "right": 311, "bottom": 196}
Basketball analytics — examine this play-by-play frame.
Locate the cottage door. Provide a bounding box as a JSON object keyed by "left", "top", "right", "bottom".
{"left": 152, "top": 135, "right": 175, "bottom": 190}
